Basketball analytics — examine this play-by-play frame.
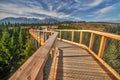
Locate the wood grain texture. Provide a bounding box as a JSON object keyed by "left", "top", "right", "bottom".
{"left": 9, "top": 29, "right": 119, "bottom": 80}
{"left": 55, "top": 40, "right": 117, "bottom": 80}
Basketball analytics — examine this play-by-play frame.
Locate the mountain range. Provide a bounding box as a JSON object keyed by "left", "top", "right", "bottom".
{"left": 0, "top": 17, "right": 59, "bottom": 24}
{"left": 0, "top": 17, "right": 120, "bottom": 24}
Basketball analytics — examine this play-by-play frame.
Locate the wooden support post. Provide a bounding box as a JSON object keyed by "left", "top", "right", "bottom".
{"left": 71, "top": 31, "right": 74, "bottom": 42}
{"left": 37, "top": 31, "right": 38, "bottom": 48}
{"left": 60, "top": 30, "right": 62, "bottom": 40}
{"left": 98, "top": 36, "right": 106, "bottom": 58}
{"left": 43, "top": 31, "right": 45, "bottom": 43}
{"left": 51, "top": 31, "right": 52, "bottom": 35}
{"left": 50, "top": 39, "right": 57, "bottom": 58}
{"left": 50, "top": 31, "right": 54, "bottom": 35}
{"left": 37, "top": 31, "right": 39, "bottom": 42}
{"left": 89, "top": 33, "right": 94, "bottom": 49}
{"left": 39, "top": 31, "right": 41, "bottom": 46}
{"left": 79, "top": 32, "right": 83, "bottom": 44}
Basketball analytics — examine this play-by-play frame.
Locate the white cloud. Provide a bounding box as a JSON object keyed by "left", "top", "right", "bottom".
{"left": 68, "top": 0, "right": 104, "bottom": 15}
{"left": 94, "top": 5, "right": 114, "bottom": 17}
{"left": 74, "top": 0, "right": 81, "bottom": 3}
{"left": 73, "top": 0, "right": 104, "bottom": 11}
{"left": 88, "top": 0, "right": 103, "bottom": 7}
{"left": 0, "top": 1, "right": 70, "bottom": 19}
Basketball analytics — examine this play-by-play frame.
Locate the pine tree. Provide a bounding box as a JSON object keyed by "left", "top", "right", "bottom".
{"left": 0, "top": 28, "right": 12, "bottom": 78}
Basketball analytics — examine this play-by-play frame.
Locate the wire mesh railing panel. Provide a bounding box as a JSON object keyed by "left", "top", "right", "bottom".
{"left": 57, "top": 31, "right": 60, "bottom": 38}
{"left": 103, "top": 38, "right": 120, "bottom": 75}
{"left": 82, "top": 32, "right": 91, "bottom": 47}
{"left": 61, "top": 31, "right": 72, "bottom": 41}
{"left": 92, "top": 35, "right": 101, "bottom": 54}
{"left": 74, "top": 31, "right": 80, "bottom": 43}
{"left": 44, "top": 54, "right": 53, "bottom": 80}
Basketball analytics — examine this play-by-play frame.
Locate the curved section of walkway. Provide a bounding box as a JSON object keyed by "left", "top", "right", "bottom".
{"left": 56, "top": 40, "right": 116, "bottom": 80}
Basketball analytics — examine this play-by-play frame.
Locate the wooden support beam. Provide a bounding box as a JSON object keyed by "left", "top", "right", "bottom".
{"left": 71, "top": 31, "right": 74, "bottom": 42}
{"left": 79, "top": 32, "right": 83, "bottom": 44}
{"left": 98, "top": 36, "right": 106, "bottom": 58}
{"left": 89, "top": 33, "right": 94, "bottom": 50}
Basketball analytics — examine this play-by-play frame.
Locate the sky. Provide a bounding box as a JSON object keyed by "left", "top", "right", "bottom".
{"left": 0, "top": 0, "right": 120, "bottom": 21}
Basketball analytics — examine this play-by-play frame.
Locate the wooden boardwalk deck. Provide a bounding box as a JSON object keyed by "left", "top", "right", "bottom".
{"left": 55, "top": 40, "right": 116, "bottom": 80}
{"left": 9, "top": 29, "right": 119, "bottom": 80}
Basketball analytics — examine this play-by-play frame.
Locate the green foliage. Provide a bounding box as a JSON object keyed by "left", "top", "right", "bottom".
{"left": 103, "top": 39, "right": 120, "bottom": 74}
{"left": 82, "top": 32, "right": 91, "bottom": 47}
{"left": 0, "top": 24, "right": 36, "bottom": 79}
{"left": 62, "top": 31, "right": 72, "bottom": 41}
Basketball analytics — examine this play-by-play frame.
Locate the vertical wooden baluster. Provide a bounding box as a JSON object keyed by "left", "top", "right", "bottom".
{"left": 72, "top": 31, "right": 74, "bottom": 42}
{"left": 98, "top": 36, "right": 106, "bottom": 58}
{"left": 79, "top": 32, "right": 83, "bottom": 44}
{"left": 51, "top": 31, "right": 54, "bottom": 36}
{"left": 43, "top": 31, "right": 45, "bottom": 43}
{"left": 39, "top": 31, "right": 41, "bottom": 46}
{"left": 50, "top": 31, "right": 52, "bottom": 36}
{"left": 37, "top": 31, "right": 38, "bottom": 48}
{"left": 89, "top": 33, "right": 94, "bottom": 49}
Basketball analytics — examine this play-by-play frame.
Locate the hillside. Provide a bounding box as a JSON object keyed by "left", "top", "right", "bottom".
{"left": 58, "top": 22, "right": 120, "bottom": 33}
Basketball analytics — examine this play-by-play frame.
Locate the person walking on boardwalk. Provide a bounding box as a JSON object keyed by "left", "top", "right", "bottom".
{"left": 46, "top": 26, "right": 50, "bottom": 40}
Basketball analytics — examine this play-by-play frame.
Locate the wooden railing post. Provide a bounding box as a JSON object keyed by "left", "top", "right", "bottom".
{"left": 51, "top": 39, "right": 57, "bottom": 58}
{"left": 43, "top": 31, "right": 45, "bottom": 43}
{"left": 39, "top": 31, "right": 41, "bottom": 46}
{"left": 51, "top": 31, "right": 52, "bottom": 35}
{"left": 89, "top": 33, "right": 94, "bottom": 49}
{"left": 72, "top": 31, "right": 74, "bottom": 42}
{"left": 50, "top": 30, "right": 54, "bottom": 36}
{"left": 60, "top": 30, "right": 62, "bottom": 40}
{"left": 37, "top": 31, "right": 39, "bottom": 42}
{"left": 79, "top": 32, "right": 83, "bottom": 44}
{"left": 98, "top": 36, "right": 106, "bottom": 58}
{"left": 37, "top": 31, "right": 39, "bottom": 48}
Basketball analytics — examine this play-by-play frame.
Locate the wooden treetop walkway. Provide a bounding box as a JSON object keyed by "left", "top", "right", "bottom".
{"left": 56, "top": 40, "right": 116, "bottom": 80}
{"left": 9, "top": 29, "right": 120, "bottom": 80}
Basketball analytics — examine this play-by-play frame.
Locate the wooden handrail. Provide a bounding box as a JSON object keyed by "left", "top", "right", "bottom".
{"left": 57, "top": 29, "right": 120, "bottom": 40}
{"left": 9, "top": 29, "right": 58, "bottom": 80}
{"left": 58, "top": 29, "right": 120, "bottom": 80}
{"left": 9, "top": 29, "right": 120, "bottom": 80}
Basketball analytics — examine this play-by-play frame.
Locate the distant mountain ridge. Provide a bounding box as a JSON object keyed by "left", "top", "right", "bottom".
{"left": 0, "top": 17, "right": 59, "bottom": 24}
{"left": 0, "top": 17, "right": 120, "bottom": 24}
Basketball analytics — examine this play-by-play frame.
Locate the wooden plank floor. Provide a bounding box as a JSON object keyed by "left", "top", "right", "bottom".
{"left": 55, "top": 40, "right": 117, "bottom": 80}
